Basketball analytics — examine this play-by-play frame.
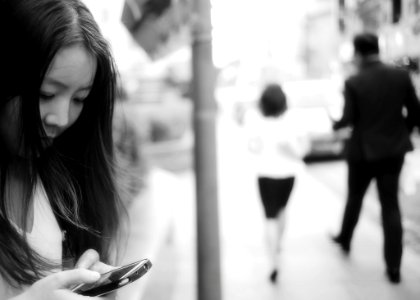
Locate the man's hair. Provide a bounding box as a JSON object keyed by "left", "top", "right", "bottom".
{"left": 353, "top": 32, "right": 379, "bottom": 56}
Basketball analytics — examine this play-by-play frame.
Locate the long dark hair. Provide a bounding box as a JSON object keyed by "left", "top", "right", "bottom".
{"left": 0, "top": 0, "right": 123, "bottom": 286}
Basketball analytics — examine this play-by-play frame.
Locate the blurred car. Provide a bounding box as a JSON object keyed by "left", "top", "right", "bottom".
{"left": 281, "top": 78, "right": 349, "bottom": 162}
{"left": 392, "top": 56, "right": 419, "bottom": 73}
{"left": 221, "top": 78, "right": 349, "bottom": 162}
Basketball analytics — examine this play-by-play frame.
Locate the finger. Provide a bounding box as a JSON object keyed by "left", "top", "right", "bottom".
{"left": 75, "top": 249, "right": 100, "bottom": 269}
{"left": 43, "top": 269, "right": 100, "bottom": 289}
{"left": 53, "top": 289, "right": 99, "bottom": 300}
{"left": 90, "top": 261, "right": 116, "bottom": 274}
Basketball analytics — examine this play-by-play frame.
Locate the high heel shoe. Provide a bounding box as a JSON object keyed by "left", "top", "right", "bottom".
{"left": 330, "top": 234, "right": 350, "bottom": 254}
{"left": 269, "top": 269, "right": 278, "bottom": 283}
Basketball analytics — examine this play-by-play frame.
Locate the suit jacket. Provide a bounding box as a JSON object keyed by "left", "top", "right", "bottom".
{"left": 334, "top": 59, "right": 420, "bottom": 161}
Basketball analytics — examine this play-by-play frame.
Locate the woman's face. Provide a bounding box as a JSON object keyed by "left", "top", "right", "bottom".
{"left": 0, "top": 44, "right": 97, "bottom": 154}
{"left": 40, "top": 44, "right": 97, "bottom": 142}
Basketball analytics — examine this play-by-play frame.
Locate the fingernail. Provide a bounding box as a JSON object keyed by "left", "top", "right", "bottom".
{"left": 85, "top": 270, "right": 101, "bottom": 281}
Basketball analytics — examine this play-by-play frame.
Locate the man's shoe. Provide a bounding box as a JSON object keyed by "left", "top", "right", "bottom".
{"left": 330, "top": 234, "right": 350, "bottom": 254}
{"left": 386, "top": 268, "right": 401, "bottom": 284}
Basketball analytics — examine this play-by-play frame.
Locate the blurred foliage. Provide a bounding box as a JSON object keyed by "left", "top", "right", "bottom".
{"left": 127, "top": 92, "right": 192, "bottom": 144}
{"left": 112, "top": 89, "right": 193, "bottom": 203}
{"left": 113, "top": 106, "right": 148, "bottom": 207}
{"left": 149, "top": 100, "right": 191, "bottom": 142}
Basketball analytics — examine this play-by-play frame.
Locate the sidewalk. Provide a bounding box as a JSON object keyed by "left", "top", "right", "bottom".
{"left": 122, "top": 116, "right": 420, "bottom": 300}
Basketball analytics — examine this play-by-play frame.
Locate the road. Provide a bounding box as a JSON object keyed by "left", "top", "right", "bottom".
{"left": 306, "top": 159, "right": 420, "bottom": 253}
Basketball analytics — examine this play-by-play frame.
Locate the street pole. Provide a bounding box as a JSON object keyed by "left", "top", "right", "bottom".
{"left": 191, "top": 0, "right": 222, "bottom": 299}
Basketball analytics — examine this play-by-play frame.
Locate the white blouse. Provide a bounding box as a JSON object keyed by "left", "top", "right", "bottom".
{"left": 0, "top": 183, "right": 63, "bottom": 298}
{"left": 244, "top": 109, "right": 307, "bottom": 178}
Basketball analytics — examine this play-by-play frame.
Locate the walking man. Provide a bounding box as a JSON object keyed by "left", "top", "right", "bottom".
{"left": 331, "top": 32, "right": 420, "bottom": 284}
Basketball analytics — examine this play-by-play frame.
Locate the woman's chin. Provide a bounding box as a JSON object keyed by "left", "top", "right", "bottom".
{"left": 41, "top": 137, "right": 54, "bottom": 149}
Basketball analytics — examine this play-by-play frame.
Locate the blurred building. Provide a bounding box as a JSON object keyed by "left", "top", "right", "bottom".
{"left": 212, "top": 0, "right": 338, "bottom": 91}
{"left": 337, "top": 0, "right": 420, "bottom": 63}
{"left": 302, "top": 0, "right": 343, "bottom": 78}
{"left": 338, "top": 0, "right": 420, "bottom": 91}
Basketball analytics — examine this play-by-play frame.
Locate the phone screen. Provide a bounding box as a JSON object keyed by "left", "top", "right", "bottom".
{"left": 72, "top": 259, "right": 152, "bottom": 297}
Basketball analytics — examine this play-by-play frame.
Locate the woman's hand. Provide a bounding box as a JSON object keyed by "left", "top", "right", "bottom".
{"left": 75, "top": 249, "right": 118, "bottom": 299}
{"left": 75, "top": 249, "right": 115, "bottom": 274}
{"left": 13, "top": 249, "right": 118, "bottom": 300}
{"left": 11, "top": 268, "right": 100, "bottom": 299}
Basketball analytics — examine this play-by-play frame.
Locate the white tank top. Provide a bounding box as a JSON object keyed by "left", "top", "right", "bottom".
{"left": 26, "top": 183, "right": 63, "bottom": 264}
{"left": 0, "top": 183, "right": 63, "bottom": 298}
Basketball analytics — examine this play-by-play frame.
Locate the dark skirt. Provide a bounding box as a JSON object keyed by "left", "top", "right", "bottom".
{"left": 258, "top": 176, "right": 295, "bottom": 219}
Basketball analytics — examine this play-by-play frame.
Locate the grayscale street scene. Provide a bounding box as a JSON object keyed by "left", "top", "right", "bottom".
{"left": 2, "top": 0, "right": 420, "bottom": 299}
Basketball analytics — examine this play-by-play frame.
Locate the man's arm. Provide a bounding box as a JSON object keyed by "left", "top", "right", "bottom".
{"left": 333, "top": 80, "right": 354, "bottom": 131}
{"left": 403, "top": 73, "right": 420, "bottom": 132}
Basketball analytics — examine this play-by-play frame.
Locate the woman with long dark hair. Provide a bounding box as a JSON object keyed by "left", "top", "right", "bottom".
{"left": 0, "top": 0, "right": 125, "bottom": 298}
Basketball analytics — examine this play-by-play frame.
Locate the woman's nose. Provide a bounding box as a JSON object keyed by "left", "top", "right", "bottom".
{"left": 44, "top": 99, "right": 70, "bottom": 128}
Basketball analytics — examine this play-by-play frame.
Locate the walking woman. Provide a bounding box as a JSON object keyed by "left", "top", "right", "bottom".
{"left": 245, "top": 83, "right": 307, "bottom": 283}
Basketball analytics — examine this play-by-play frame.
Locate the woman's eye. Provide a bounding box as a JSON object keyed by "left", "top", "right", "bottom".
{"left": 73, "top": 97, "right": 86, "bottom": 104}
{"left": 40, "top": 92, "right": 55, "bottom": 100}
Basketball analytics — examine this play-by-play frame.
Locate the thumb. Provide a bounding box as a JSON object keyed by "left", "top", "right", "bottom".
{"left": 42, "top": 269, "right": 100, "bottom": 290}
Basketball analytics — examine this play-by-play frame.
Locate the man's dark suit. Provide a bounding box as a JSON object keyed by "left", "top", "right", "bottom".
{"left": 333, "top": 58, "right": 420, "bottom": 272}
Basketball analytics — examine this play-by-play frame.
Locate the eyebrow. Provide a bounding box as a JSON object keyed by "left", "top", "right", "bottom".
{"left": 43, "top": 77, "right": 93, "bottom": 92}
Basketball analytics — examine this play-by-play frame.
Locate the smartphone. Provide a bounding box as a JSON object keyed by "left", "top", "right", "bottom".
{"left": 71, "top": 259, "right": 152, "bottom": 297}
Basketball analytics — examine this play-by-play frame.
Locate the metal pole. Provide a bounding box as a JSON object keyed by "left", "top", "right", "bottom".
{"left": 191, "top": 0, "right": 222, "bottom": 299}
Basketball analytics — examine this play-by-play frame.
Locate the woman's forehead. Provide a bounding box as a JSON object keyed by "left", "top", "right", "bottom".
{"left": 44, "top": 44, "right": 97, "bottom": 90}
